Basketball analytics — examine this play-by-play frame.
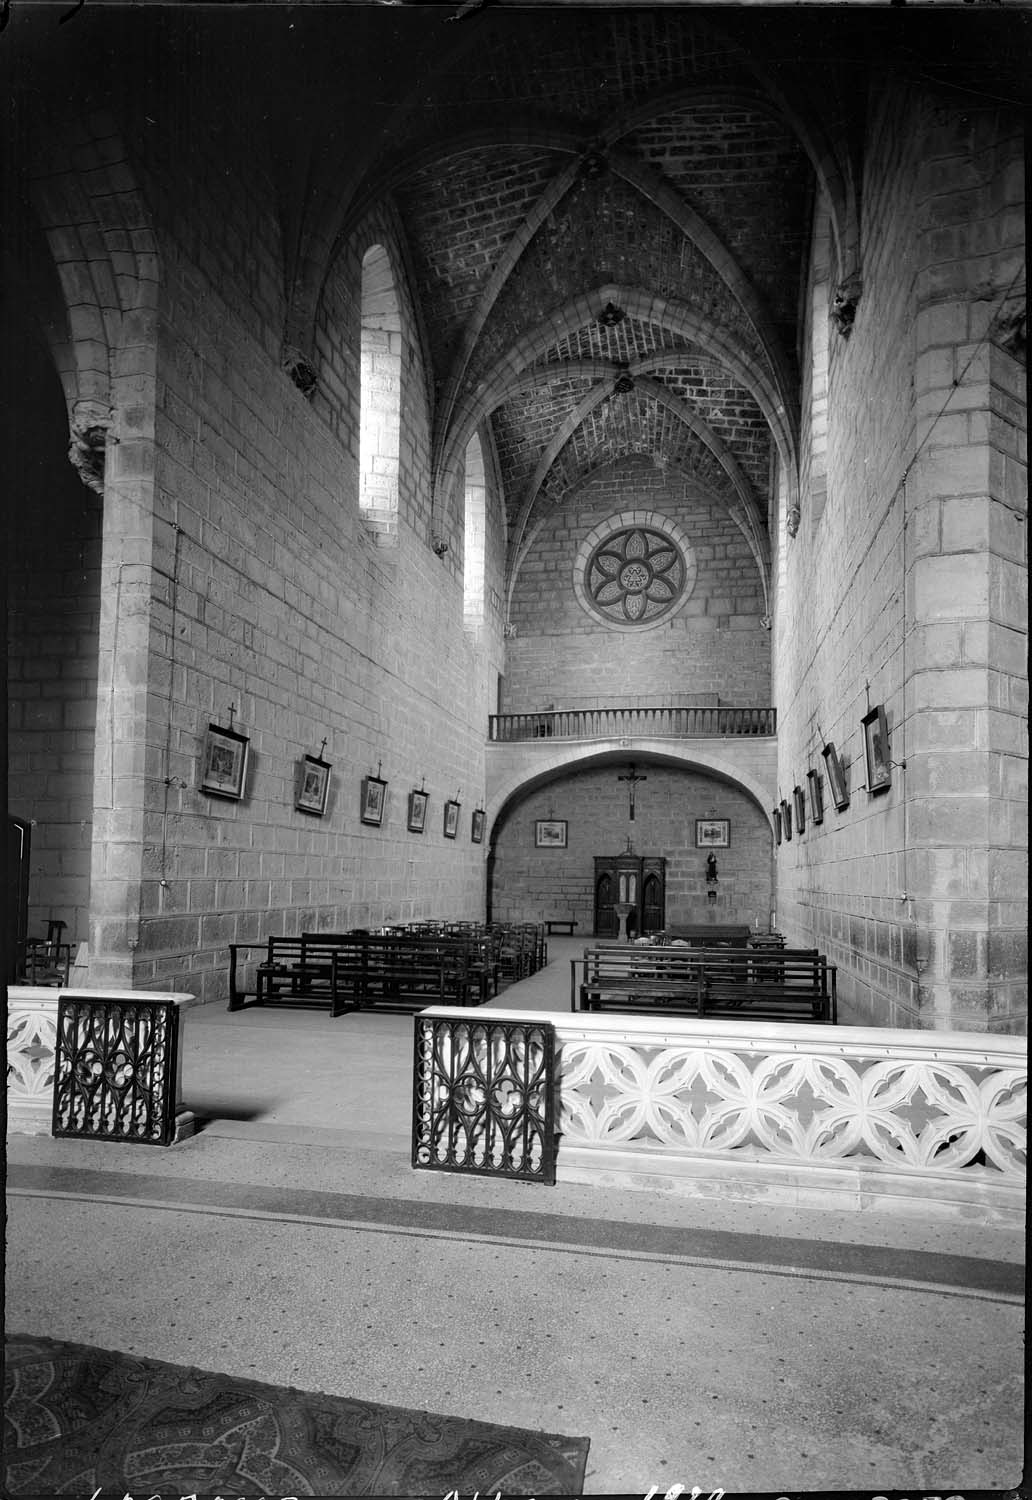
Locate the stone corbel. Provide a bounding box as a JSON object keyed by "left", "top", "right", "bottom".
{"left": 67, "top": 400, "right": 114, "bottom": 494}
{"left": 991, "top": 301, "right": 1026, "bottom": 364}
{"left": 282, "top": 342, "right": 318, "bottom": 398}
{"left": 830, "top": 272, "right": 863, "bottom": 339}
{"left": 786, "top": 504, "right": 801, "bottom": 538}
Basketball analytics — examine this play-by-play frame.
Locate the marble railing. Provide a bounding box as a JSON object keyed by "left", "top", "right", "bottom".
{"left": 418, "top": 1007, "right": 1026, "bottom": 1222}
{"left": 7, "top": 989, "right": 60, "bottom": 1136}
{"left": 7, "top": 986, "right": 199, "bottom": 1144}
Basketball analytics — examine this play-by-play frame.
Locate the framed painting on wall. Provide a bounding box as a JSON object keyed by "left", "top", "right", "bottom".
{"left": 471, "top": 808, "right": 486, "bottom": 844}
{"left": 407, "top": 789, "right": 428, "bottom": 833}
{"left": 361, "top": 775, "right": 387, "bottom": 826}
{"left": 295, "top": 755, "right": 331, "bottom": 816}
{"left": 793, "top": 785, "right": 806, "bottom": 836}
{"left": 200, "top": 723, "right": 249, "bottom": 801}
{"left": 772, "top": 806, "right": 782, "bottom": 845}
{"left": 780, "top": 798, "right": 792, "bottom": 840}
{"left": 807, "top": 768, "right": 825, "bottom": 825}
{"left": 695, "top": 818, "right": 729, "bottom": 848}
{"left": 443, "top": 799, "right": 461, "bottom": 839}
{"left": 535, "top": 819, "right": 567, "bottom": 849}
{"left": 822, "top": 741, "right": 849, "bottom": 811}
{"left": 862, "top": 705, "right": 892, "bottom": 795}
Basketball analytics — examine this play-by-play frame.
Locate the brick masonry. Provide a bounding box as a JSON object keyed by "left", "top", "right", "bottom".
{"left": 774, "top": 82, "right": 1026, "bottom": 1032}
{"left": 490, "top": 762, "right": 772, "bottom": 931}
{"left": 505, "top": 453, "right": 770, "bottom": 710}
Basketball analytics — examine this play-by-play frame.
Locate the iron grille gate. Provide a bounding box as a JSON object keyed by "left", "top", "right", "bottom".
{"left": 53, "top": 996, "right": 183, "bottom": 1145}
{"left": 412, "top": 1013, "right": 557, "bottom": 1183}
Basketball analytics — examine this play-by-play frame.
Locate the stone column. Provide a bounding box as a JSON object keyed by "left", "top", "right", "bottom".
{"left": 903, "top": 103, "right": 1026, "bottom": 1031}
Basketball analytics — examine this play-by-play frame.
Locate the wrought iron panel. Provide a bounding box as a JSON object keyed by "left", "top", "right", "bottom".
{"left": 412, "top": 1014, "right": 556, "bottom": 1183}
{"left": 53, "top": 997, "right": 181, "bottom": 1146}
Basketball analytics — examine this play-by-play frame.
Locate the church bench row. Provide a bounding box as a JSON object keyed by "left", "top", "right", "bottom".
{"left": 227, "top": 922, "right": 547, "bottom": 1014}
{"left": 572, "top": 946, "right": 837, "bottom": 1024}
{"left": 229, "top": 932, "right": 496, "bottom": 1014}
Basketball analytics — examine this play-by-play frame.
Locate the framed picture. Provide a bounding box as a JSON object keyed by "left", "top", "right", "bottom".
{"left": 695, "top": 818, "right": 730, "bottom": 848}
{"left": 535, "top": 818, "right": 567, "bottom": 849}
{"left": 443, "top": 799, "right": 461, "bottom": 839}
{"left": 793, "top": 784, "right": 806, "bottom": 835}
{"left": 407, "top": 789, "right": 428, "bottom": 833}
{"left": 807, "top": 768, "right": 825, "bottom": 825}
{"left": 862, "top": 705, "right": 892, "bottom": 795}
{"left": 200, "top": 723, "right": 249, "bottom": 800}
{"left": 772, "top": 806, "right": 782, "bottom": 845}
{"left": 822, "top": 740, "right": 849, "bottom": 811}
{"left": 295, "top": 755, "right": 331, "bottom": 816}
{"left": 780, "top": 797, "right": 792, "bottom": 840}
{"left": 361, "top": 775, "right": 387, "bottom": 826}
{"left": 471, "top": 808, "right": 486, "bottom": 845}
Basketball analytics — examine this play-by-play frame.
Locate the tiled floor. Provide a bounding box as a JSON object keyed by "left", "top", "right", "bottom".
{"left": 5, "top": 943, "right": 1026, "bottom": 1495}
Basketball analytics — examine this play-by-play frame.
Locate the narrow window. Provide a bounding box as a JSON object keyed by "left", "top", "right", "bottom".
{"left": 463, "top": 432, "right": 486, "bottom": 627}
{"left": 360, "top": 244, "right": 401, "bottom": 535}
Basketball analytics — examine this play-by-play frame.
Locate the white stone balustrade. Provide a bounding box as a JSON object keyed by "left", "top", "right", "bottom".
{"left": 7, "top": 988, "right": 60, "bottom": 1135}
{"left": 421, "top": 1007, "right": 1026, "bottom": 1223}
{"left": 7, "top": 986, "right": 199, "bottom": 1143}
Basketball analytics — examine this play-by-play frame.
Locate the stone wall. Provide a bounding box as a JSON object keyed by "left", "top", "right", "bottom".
{"left": 490, "top": 763, "right": 772, "bottom": 931}
{"left": 6, "top": 321, "right": 102, "bottom": 948}
{"left": 774, "top": 82, "right": 1026, "bottom": 1031}
{"left": 505, "top": 454, "right": 770, "bottom": 712}
{"left": 130, "top": 207, "right": 504, "bottom": 996}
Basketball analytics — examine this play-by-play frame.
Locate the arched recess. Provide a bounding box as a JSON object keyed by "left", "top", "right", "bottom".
{"left": 502, "top": 374, "right": 771, "bottom": 616}
{"left": 485, "top": 741, "right": 777, "bottom": 843}
{"left": 485, "top": 744, "right": 777, "bottom": 929}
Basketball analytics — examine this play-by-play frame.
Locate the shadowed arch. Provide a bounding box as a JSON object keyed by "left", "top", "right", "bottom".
{"left": 485, "top": 741, "right": 778, "bottom": 846}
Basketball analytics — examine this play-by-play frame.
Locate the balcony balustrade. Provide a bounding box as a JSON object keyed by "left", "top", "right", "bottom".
{"left": 488, "top": 705, "right": 776, "bottom": 742}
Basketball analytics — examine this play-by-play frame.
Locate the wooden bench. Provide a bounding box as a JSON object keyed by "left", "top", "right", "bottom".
{"left": 655, "top": 924, "right": 752, "bottom": 947}
{"left": 573, "top": 945, "right": 836, "bottom": 1023}
{"left": 329, "top": 938, "right": 482, "bottom": 1014}
{"left": 574, "top": 947, "right": 705, "bottom": 1013}
{"left": 229, "top": 936, "right": 345, "bottom": 1012}
{"left": 546, "top": 917, "right": 578, "bottom": 936}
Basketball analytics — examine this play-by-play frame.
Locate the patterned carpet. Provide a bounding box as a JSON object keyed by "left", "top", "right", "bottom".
{"left": 4, "top": 1335, "right": 590, "bottom": 1496}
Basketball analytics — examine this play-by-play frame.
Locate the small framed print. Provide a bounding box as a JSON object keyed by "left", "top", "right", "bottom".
{"left": 822, "top": 740, "right": 849, "bottom": 811}
{"left": 443, "top": 799, "right": 461, "bottom": 839}
{"left": 695, "top": 818, "right": 730, "bottom": 849}
{"left": 361, "top": 775, "right": 387, "bottom": 826}
{"left": 471, "top": 808, "right": 486, "bottom": 844}
{"left": 772, "top": 806, "right": 782, "bottom": 845}
{"left": 862, "top": 705, "right": 892, "bottom": 795}
{"left": 295, "top": 755, "right": 331, "bottom": 816}
{"left": 807, "top": 768, "right": 825, "bottom": 825}
{"left": 535, "top": 819, "right": 567, "bottom": 849}
{"left": 200, "top": 723, "right": 249, "bottom": 800}
{"left": 780, "top": 798, "right": 793, "bottom": 841}
{"left": 793, "top": 785, "right": 806, "bottom": 836}
{"left": 407, "top": 789, "right": 428, "bottom": 833}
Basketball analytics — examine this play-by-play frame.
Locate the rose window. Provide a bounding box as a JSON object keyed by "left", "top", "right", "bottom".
{"left": 585, "top": 526, "right": 687, "bottom": 626}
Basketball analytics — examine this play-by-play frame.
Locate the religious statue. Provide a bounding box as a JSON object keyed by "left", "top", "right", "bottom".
{"left": 706, "top": 853, "right": 718, "bottom": 883}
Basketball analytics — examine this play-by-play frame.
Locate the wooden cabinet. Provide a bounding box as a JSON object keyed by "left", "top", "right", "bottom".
{"left": 593, "top": 855, "right": 665, "bottom": 938}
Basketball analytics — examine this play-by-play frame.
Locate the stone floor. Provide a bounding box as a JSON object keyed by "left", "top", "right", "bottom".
{"left": 5, "top": 939, "right": 1026, "bottom": 1495}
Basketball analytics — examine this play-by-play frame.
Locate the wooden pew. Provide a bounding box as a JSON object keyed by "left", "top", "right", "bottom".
{"left": 573, "top": 944, "right": 837, "bottom": 1024}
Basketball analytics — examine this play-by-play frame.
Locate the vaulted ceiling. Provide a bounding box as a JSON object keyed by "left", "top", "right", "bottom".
{"left": 329, "top": 6, "right": 858, "bottom": 602}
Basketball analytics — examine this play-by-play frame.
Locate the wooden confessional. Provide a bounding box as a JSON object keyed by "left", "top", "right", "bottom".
{"left": 593, "top": 854, "right": 666, "bottom": 938}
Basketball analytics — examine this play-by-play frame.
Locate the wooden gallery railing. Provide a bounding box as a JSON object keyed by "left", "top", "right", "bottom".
{"left": 488, "top": 705, "right": 777, "bottom": 742}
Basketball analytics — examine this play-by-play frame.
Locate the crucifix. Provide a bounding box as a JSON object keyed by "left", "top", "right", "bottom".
{"left": 618, "top": 763, "right": 647, "bottom": 820}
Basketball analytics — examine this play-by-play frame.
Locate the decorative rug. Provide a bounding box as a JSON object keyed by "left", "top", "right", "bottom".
{"left": 4, "top": 1335, "right": 590, "bottom": 1496}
